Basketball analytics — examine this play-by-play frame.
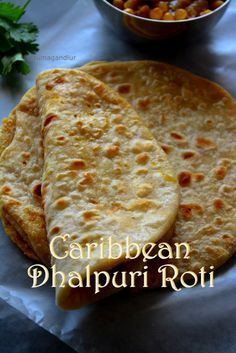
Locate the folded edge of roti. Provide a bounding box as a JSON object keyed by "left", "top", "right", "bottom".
{"left": 0, "top": 88, "right": 50, "bottom": 265}
{"left": 36, "top": 68, "right": 180, "bottom": 309}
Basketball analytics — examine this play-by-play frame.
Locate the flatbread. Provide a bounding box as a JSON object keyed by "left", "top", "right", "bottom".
{"left": 36, "top": 68, "right": 179, "bottom": 309}
{"left": 0, "top": 88, "right": 50, "bottom": 265}
{"left": 82, "top": 61, "right": 236, "bottom": 275}
{"left": 0, "top": 109, "right": 40, "bottom": 261}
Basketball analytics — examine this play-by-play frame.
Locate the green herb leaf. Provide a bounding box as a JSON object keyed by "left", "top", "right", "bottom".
{"left": 1, "top": 52, "right": 30, "bottom": 75}
{"left": 0, "top": 0, "right": 39, "bottom": 76}
{"left": 9, "top": 22, "right": 38, "bottom": 43}
{"left": 0, "top": 27, "right": 12, "bottom": 52}
{"left": 0, "top": 0, "right": 31, "bottom": 22}
{"left": 0, "top": 17, "right": 10, "bottom": 31}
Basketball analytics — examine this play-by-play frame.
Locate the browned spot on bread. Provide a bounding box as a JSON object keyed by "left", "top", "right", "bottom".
{"left": 25, "top": 208, "right": 39, "bottom": 222}
{"left": 113, "top": 167, "right": 122, "bottom": 176}
{"left": 106, "top": 145, "right": 120, "bottom": 158}
{"left": 159, "top": 113, "right": 166, "bottom": 125}
{"left": 161, "top": 144, "right": 173, "bottom": 154}
{"left": 137, "top": 97, "right": 150, "bottom": 110}
{"left": 115, "top": 124, "right": 127, "bottom": 135}
{"left": 111, "top": 202, "right": 122, "bottom": 212}
{"left": 1, "top": 185, "right": 12, "bottom": 195}
{"left": 214, "top": 166, "right": 226, "bottom": 180}
{"left": 55, "top": 197, "right": 70, "bottom": 210}
{"left": 70, "top": 159, "right": 86, "bottom": 170}
{"left": 112, "top": 115, "right": 123, "bottom": 124}
{"left": 205, "top": 119, "right": 213, "bottom": 126}
{"left": 193, "top": 173, "right": 205, "bottom": 182}
{"left": 88, "top": 198, "right": 98, "bottom": 204}
{"left": 117, "top": 84, "right": 131, "bottom": 94}
{"left": 136, "top": 168, "right": 148, "bottom": 175}
{"left": 178, "top": 171, "right": 192, "bottom": 187}
{"left": 68, "top": 130, "right": 77, "bottom": 137}
{"left": 180, "top": 205, "right": 192, "bottom": 220}
{"left": 83, "top": 210, "right": 99, "bottom": 221}
{"left": 182, "top": 150, "right": 196, "bottom": 160}
{"left": 222, "top": 234, "right": 232, "bottom": 241}
{"left": 4, "top": 199, "right": 21, "bottom": 207}
{"left": 92, "top": 145, "right": 101, "bottom": 155}
{"left": 50, "top": 226, "right": 61, "bottom": 235}
{"left": 128, "top": 199, "right": 161, "bottom": 212}
{"left": 55, "top": 77, "right": 65, "bottom": 84}
{"left": 170, "top": 131, "right": 186, "bottom": 141}
{"left": 196, "top": 137, "right": 216, "bottom": 149}
{"left": 144, "top": 142, "right": 154, "bottom": 151}
{"left": 219, "top": 185, "right": 231, "bottom": 193}
{"left": 22, "top": 152, "right": 30, "bottom": 160}
{"left": 57, "top": 136, "right": 65, "bottom": 141}
{"left": 43, "top": 114, "right": 58, "bottom": 128}
{"left": 45, "top": 83, "right": 54, "bottom": 90}
{"left": 78, "top": 184, "right": 86, "bottom": 192}
{"left": 131, "top": 144, "right": 142, "bottom": 154}
{"left": 136, "top": 183, "right": 153, "bottom": 197}
{"left": 86, "top": 92, "right": 97, "bottom": 104}
{"left": 77, "top": 121, "right": 88, "bottom": 136}
{"left": 18, "top": 98, "right": 39, "bottom": 117}
{"left": 32, "top": 183, "right": 42, "bottom": 198}
{"left": 221, "top": 158, "right": 232, "bottom": 167}
{"left": 189, "top": 249, "right": 199, "bottom": 256}
{"left": 205, "top": 246, "right": 217, "bottom": 256}
{"left": 136, "top": 152, "right": 149, "bottom": 164}
{"left": 111, "top": 205, "right": 120, "bottom": 212}
{"left": 213, "top": 198, "right": 224, "bottom": 210}
{"left": 180, "top": 203, "right": 203, "bottom": 220}
{"left": 80, "top": 172, "right": 93, "bottom": 186}
{"left": 215, "top": 217, "right": 223, "bottom": 225}
{"left": 116, "top": 184, "right": 127, "bottom": 194}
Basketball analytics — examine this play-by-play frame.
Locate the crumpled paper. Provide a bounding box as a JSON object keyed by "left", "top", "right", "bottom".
{"left": 0, "top": 0, "right": 236, "bottom": 352}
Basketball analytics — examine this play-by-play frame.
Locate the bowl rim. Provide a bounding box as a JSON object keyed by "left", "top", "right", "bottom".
{"left": 100, "top": 0, "right": 231, "bottom": 23}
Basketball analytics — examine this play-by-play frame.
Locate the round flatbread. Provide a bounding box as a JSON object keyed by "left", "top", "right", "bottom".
{"left": 82, "top": 61, "right": 236, "bottom": 276}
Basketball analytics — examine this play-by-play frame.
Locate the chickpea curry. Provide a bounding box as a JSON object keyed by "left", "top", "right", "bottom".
{"left": 111, "top": 0, "right": 225, "bottom": 20}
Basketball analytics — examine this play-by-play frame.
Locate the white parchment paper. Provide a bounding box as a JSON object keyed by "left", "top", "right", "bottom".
{"left": 0, "top": 1, "right": 235, "bottom": 352}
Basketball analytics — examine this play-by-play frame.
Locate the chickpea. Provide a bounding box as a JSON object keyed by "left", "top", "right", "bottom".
{"left": 124, "top": 0, "right": 139, "bottom": 10}
{"left": 186, "top": 0, "right": 208, "bottom": 16}
{"left": 175, "top": 8, "right": 188, "bottom": 19}
{"left": 124, "top": 7, "right": 135, "bottom": 13}
{"left": 163, "top": 11, "right": 175, "bottom": 19}
{"left": 159, "top": 1, "right": 169, "bottom": 11}
{"left": 112, "top": 0, "right": 124, "bottom": 9}
{"left": 178, "top": 0, "right": 191, "bottom": 7}
{"left": 211, "top": 0, "right": 224, "bottom": 9}
{"left": 200, "top": 8, "right": 212, "bottom": 14}
{"left": 136, "top": 5, "right": 150, "bottom": 17}
{"left": 150, "top": 7, "right": 164, "bottom": 19}
{"left": 186, "top": 7, "right": 197, "bottom": 16}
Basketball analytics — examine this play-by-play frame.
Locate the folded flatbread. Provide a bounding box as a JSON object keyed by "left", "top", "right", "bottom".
{"left": 82, "top": 61, "right": 236, "bottom": 277}
{"left": 0, "top": 88, "right": 50, "bottom": 265}
{"left": 36, "top": 68, "right": 179, "bottom": 308}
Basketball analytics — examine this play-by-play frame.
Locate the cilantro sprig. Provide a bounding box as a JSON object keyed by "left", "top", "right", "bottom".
{"left": 0, "top": 0, "right": 39, "bottom": 76}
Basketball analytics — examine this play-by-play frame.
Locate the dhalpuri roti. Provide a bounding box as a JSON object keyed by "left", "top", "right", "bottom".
{"left": 36, "top": 68, "right": 179, "bottom": 309}
{"left": 82, "top": 60, "right": 236, "bottom": 276}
